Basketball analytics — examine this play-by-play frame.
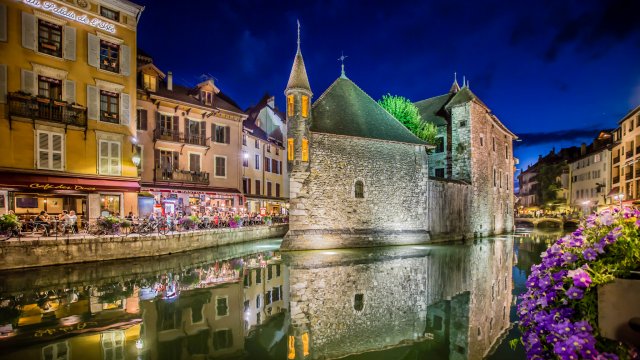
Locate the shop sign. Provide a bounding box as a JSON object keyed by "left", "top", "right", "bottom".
{"left": 260, "top": 207, "right": 266, "bottom": 216}
{"left": 29, "top": 183, "right": 96, "bottom": 191}
{"left": 23, "top": 0, "right": 117, "bottom": 34}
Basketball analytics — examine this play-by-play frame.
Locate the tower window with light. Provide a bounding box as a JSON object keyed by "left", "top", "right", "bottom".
{"left": 302, "top": 138, "right": 309, "bottom": 162}
{"left": 301, "top": 95, "right": 309, "bottom": 117}
{"left": 287, "top": 95, "right": 294, "bottom": 116}
{"left": 288, "top": 138, "right": 294, "bottom": 161}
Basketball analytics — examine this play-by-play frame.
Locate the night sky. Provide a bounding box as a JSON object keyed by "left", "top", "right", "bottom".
{"left": 135, "top": 0, "right": 640, "bottom": 172}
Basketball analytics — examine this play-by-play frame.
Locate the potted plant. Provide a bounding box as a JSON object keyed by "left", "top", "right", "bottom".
{"left": 0, "top": 213, "right": 21, "bottom": 233}
{"left": 515, "top": 208, "right": 640, "bottom": 359}
{"left": 234, "top": 215, "right": 242, "bottom": 227}
{"left": 263, "top": 215, "right": 272, "bottom": 226}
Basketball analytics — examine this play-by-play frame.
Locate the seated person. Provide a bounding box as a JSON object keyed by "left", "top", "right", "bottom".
{"left": 67, "top": 211, "right": 78, "bottom": 232}
{"left": 34, "top": 211, "right": 51, "bottom": 236}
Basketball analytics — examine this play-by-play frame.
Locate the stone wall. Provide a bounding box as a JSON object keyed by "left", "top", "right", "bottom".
{"left": 283, "top": 133, "right": 429, "bottom": 249}
{"left": 0, "top": 225, "right": 287, "bottom": 270}
{"left": 284, "top": 238, "right": 513, "bottom": 359}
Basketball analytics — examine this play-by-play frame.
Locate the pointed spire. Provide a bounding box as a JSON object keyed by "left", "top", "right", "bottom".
{"left": 449, "top": 72, "right": 460, "bottom": 93}
{"left": 296, "top": 19, "right": 301, "bottom": 53}
{"left": 286, "top": 20, "right": 312, "bottom": 94}
{"left": 338, "top": 51, "right": 348, "bottom": 79}
{"left": 462, "top": 75, "right": 466, "bottom": 88}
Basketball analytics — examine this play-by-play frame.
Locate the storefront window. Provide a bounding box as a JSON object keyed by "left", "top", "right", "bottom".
{"left": 100, "top": 194, "right": 120, "bottom": 216}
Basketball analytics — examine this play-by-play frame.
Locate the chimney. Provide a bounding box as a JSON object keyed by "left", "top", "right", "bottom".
{"left": 167, "top": 71, "right": 173, "bottom": 91}
{"left": 580, "top": 143, "right": 587, "bottom": 156}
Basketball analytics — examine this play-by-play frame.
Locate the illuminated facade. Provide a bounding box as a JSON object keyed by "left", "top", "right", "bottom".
{"left": 242, "top": 95, "right": 287, "bottom": 215}
{"left": 135, "top": 52, "right": 246, "bottom": 216}
{"left": 0, "top": 0, "right": 144, "bottom": 218}
{"left": 610, "top": 105, "right": 640, "bottom": 204}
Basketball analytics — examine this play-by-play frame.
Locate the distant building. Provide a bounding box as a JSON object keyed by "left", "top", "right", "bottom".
{"left": 610, "top": 105, "right": 640, "bottom": 204}
{"left": 135, "top": 52, "right": 246, "bottom": 216}
{"left": 415, "top": 77, "right": 518, "bottom": 236}
{"left": 0, "top": 0, "right": 144, "bottom": 218}
{"left": 568, "top": 131, "right": 613, "bottom": 213}
{"left": 242, "top": 95, "right": 288, "bottom": 215}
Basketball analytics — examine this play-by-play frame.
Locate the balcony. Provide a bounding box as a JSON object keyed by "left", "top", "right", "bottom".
{"left": 613, "top": 156, "right": 620, "bottom": 164}
{"left": 8, "top": 93, "right": 87, "bottom": 127}
{"left": 153, "top": 128, "right": 207, "bottom": 146}
{"left": 155, "top": 168, "right": 209, "bottom": 184}
{"left": 636, "top": 169, "right": 640, "bottom": 178}
{"left": 613, "top": 176, "right": 620, "bottom": 184}
{"left": 627, "top": 150, "right": 634, "bottom": 158}
{"left": 626, "top": 172, "right": 633, "bottom": 180}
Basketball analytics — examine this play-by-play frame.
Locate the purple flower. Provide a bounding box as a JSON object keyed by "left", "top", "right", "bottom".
{"left": 562, "top": 252, "right": 578, "bottom": 264}
{"left": 600, "top": 212, "right": 614, "bottom": 226}
{"left": 568, "top": 269, "right": 592, "bottom": 288}
{"left": 566, "top": 286, "right": 584, "bottom": 300}
{"left": 635, "top": 218, "right": 640, "bottom": 227}
{"left": 582, "top": 248, "right": 598, "bottom": 261}
{"left": 594, "top": 240, "right": 607, "bottom": 254}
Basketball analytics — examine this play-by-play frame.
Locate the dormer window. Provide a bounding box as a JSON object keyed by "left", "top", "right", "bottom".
{"left": 143, "top": 74, "right": 156, "bottom": 92}
{"left": 201, "top": 90, "right": 212, "bottom": 105}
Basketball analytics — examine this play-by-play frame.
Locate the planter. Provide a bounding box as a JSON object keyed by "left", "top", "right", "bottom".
{"left": 598, "top": 278, "right": 640, "bottom": 347}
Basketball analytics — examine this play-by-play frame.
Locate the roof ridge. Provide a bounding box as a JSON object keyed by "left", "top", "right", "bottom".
{"left": 311, "top": 77, "right": 341, "bottom": 109}
{"left": 414, "top": 93, "right": 450, "bottom": 104}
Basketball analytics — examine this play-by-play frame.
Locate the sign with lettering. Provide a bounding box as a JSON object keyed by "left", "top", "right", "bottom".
{"left": 23, "top": 0, "right": 117, "bottom": 34}
{"left": 29, "top": 183, "right": 97, "bottom": 191}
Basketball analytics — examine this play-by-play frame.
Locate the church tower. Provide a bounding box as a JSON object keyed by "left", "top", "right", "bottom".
{"left": 285, "top": 21, "right": 312, "bottom": 230}
{"left": 286, "top": 21, "right": 312, "bottom": 173}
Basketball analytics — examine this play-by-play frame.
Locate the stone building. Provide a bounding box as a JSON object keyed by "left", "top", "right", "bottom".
{"left": 0, "top": 0, "right": 144, "bottom": 218}
{"left": 568, "top": 131, "right": 613, "bottom": 214}
{"left": 281, "top": 34, "right": 431, "bottom": 250}
{"left": 242, "top": 95, "right": 288, "bottom": 215}
{"left": 415, "top": 78, "right": 518, "bottom": 237}
{"left": 610, "top": 105, "right": 640, "bottom": 204}
{"left": 135, "top": 52, "right": 246, "bottom": 217}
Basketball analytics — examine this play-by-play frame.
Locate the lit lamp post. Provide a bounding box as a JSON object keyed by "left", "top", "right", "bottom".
{"left": 613, "top": 193, "right": 625, "bottom": 209}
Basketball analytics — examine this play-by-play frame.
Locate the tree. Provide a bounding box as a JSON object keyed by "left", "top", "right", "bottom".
{"left": 417, "top": 122, "right": 438, "bottom": 146}
{"left": 378, "top": 93, "right": 421, "bottom": 133}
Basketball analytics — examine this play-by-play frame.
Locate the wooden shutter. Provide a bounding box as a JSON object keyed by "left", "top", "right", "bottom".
{"left": 63, "top": 26, "right": 76, "bottom": 61}
{"left": 172, "top": 115, "right": 179, "bottom": 135}
{"left": 21, "top": 11, "right": 36, "bottom": 51}
{"left": 110, "top": 142, "right": 121, "bottom": 175}
{"left": 225, "top": 126, "right": 230, "bottom": 144}
{"left": 172, "top": 151, "right": 179, "bottom": 170}
{"left": 120, "top": 93, "right": 130, "bottom": 125}
{"left": 141, "top": 109, "right": 148, "bottom": 130}
{"left": 272, "top": 159, "right": 277, "bottom": 174}
{"left": 0, "top": 64, "right": 6, "bottom": 104}
{"left": 87, "top": 85, "right": 99, "bottom": 120}
{"left": 200, "top": 122, "right": 206, "bottom": 142}
{"left": 0, "top": 4, "right": 7, "bottom": 42}
{"left": 99, "top": 141, "right": 109, "bottom": 174}
{"left": 154, "top": 149, "right": 160, "bottom": 170}
{"left": 120, "top": 44, "right": 130, "bottom": 76}
{"left": 211, "top": 124, "right": 215, "bottom": 143}
{"left": 155, "top": 111, "right": 160, "bottom": 132}
{"left": 184, "top": 118, "right": 189, "bottom": 139}
{"left": 51, "top": 133, "right": 63, "bottom": 170}
{"left": 37, "top": 132, "right": 49, "bottom": 169}
{"left": 63, "top": 80, "right": 75, "bottom": 104}
{"left": 21, "top": 69, "right": 36, "bottom": 95}
{"left": 87, "top": 33, "right": 99, "bottom": 68}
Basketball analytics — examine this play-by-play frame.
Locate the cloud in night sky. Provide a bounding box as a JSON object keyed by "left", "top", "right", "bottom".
{"left": 515, "top": 126, "right": 606, "bottom": 148}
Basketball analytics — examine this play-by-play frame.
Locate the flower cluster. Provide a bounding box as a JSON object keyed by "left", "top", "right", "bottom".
{"left": 517, "top": 208, "right": 640, "bottom": 360}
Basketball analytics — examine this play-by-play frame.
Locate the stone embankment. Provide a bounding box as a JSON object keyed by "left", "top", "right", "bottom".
{"left": 0, "top": 224, "right": 288, "bottom": 270}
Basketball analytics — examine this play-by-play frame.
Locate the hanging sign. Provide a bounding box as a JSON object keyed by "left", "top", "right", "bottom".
{"left": 24, "top": 0, "right": 117, "bottom": 34}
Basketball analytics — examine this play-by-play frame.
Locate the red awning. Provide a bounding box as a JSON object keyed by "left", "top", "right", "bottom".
{"left": 141, "top": 183, "right": 241, "bottom": 195}
{"left": 0, "top": 170, "right": 140, "bottom": 192}
{"left": 606, "top": 187, "right": 621, "bottom": 197}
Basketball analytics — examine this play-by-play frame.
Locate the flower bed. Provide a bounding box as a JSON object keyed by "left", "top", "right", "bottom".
{"left": 516, "top": 208, "right": 640, "bottom": 359}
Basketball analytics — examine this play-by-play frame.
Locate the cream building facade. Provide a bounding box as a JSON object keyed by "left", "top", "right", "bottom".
{"left": 611, "top": 105, "right": 640, "bottom": 204}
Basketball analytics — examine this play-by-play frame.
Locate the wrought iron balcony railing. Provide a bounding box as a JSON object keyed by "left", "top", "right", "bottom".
{"left": 154, "top": 168, "right": 209, "bottom": 184}
{"left": 153, "top": 128, "right": 207, "bottom": 146}
{"left": 8, "top": 93, "right": 87, "bottom": 127}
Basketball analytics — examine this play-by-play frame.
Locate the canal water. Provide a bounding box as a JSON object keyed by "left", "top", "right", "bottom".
{"left": 0, "top": 229, "right": 561, "bottom": 359}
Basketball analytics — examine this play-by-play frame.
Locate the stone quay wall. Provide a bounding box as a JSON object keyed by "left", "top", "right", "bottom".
{"left": 0, "top": 225, "right": 287, "bottom": 270}
{"left": 426, "top": 178, "right": 473, "bottom": 241}
{"left": 283, "top": 133, "right": 429, "bottom": 250}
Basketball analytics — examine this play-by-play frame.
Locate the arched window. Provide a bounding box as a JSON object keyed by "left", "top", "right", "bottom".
{"left": 354, "top": 180, "right": 364, "bottom": 198}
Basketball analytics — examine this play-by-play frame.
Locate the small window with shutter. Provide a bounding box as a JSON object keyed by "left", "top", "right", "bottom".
{"left": 213, "top": 124, "right": 229, "bottom": 144}
{"left": 37, "top": 19, "right": 62, "bottom": 58}
{"left": 100, "top": 90, "right": 119, "bottom": 123}
{"left": 136, "top": 109, "right": 148, "bottom": 130}
{"left": 36, "top": 130, "right": 64, "bottom": 171}
{"left": 98, "top": 140, "right": 121, "bottom": 175}
{"left": 214, "top": 156, "right": 226, "bottom": 178}
{"left": 99, "top": 40, "right": 120, "bottom": 73}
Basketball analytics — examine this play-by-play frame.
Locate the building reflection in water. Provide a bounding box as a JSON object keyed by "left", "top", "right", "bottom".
{"left": 0, "top": 236, "right": 517, "bottom": 359}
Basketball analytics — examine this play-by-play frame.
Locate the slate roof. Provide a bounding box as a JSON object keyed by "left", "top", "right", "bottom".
{"left": 286, "top": 50, "right": 311, "bottom": 93}
{"left": 311, "top": 77, "right": 426, "bottom": 145}
{"left": 445, "top": 87, "right": 488, "bottom": 110}
{"left": 414, "top": 93, "right": 453, "bottom": 126}
{"left": 148, "top": 80, "right": 243, "bottom": 114}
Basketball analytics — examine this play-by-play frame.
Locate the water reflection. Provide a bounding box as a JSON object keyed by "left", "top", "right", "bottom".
{"left": 0, "top": 236, "right": 518, "bottom": 359}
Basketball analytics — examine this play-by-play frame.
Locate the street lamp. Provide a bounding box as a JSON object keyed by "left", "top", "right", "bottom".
{"left": 581, "top": 200, "right": 591, "bottom": 216}
{"left": 613, "top": 193, "right": 624, "bottom": 209}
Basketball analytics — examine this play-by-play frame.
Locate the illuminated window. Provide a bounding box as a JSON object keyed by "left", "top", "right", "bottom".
{"left": 301, "top": 137, "right": 309, "bottom": 162}
{"left": 287, "top": 138, "right": 294, "bottom": 161}
{"left": 301, "top": 95, "right": 309, "bottom": 117}
{"left": 100, "top": 90, "right": 119, "bottom": 123}
{"left": 99, "top": 40, "right": 120, "bottom": 73}
{"left": 288, "top": 336, "right": 295, "bottom": 360}
{"left": 100, "top": 6, "right": 120, "bottom": 21}
{"left": 38, "top": 20, "right": 62, "bottom": 58}
{"left": 143, "top": 74, "right": 156, "bottom": 91}
{"left": 302, "top": 333, "right": 310, "bottom": 356}
{"left": 287, "top": 95, "right": 294, "bottom": 116}
{"left": 354, "top": 180, "right": 364, "bottom": 199}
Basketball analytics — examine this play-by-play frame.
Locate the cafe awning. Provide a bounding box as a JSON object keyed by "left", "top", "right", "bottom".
{"left": 607, "top": 187, "right": 621, "bottom": 197}
{"left": 0, "top": 170, "right": 140, "bottom": 192}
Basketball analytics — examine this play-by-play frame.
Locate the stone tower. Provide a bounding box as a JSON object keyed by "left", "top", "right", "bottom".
{"left": 285, "top": 23, "right": 312, "bottom": 230}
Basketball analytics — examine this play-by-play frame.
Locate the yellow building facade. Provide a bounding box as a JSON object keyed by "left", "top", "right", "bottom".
{"left": 0, "top": 0, "right": 143, "bottom": 219}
